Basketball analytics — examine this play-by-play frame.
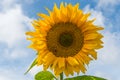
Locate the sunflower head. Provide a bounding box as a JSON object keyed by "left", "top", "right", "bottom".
{"left": 26, "top": 3, "right": 104, "bottom": 76}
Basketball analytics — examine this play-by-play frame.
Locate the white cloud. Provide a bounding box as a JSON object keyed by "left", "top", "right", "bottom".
{"left": 3, "top": 48, "right": 29, "bottom": 59}
{"left": 83, "top": 4, "right": 120, "bottom": 80}
{"left": 99, "top": 32, "right": 120, "bottom": 65}
{"left": 93, "top": 0, "right": 120, "bottom": 13}
{"left": 0, "top": 5, "right": 32, "bottom": 47}
{"left": 0, "top": 0, "right": 39, "bottom": 80}
{"left": 0, "top": 0, "right": 34, "bottom": 60}
{"left": 94, "top": 71, "right": 113, "bottom": 80}
{"left": 91, "top": 32, "right": 120, "bottom": 80}
{"left": 11, "top": 49, "right": 28, "bottom": 59}
{"left": 24, "top": 0, "right": 34, "bottom": 4}
{"left": 0, "top": 0, "right": 34, "bottom": 64}
{"left": 0, "top": 68, "right": 32, "bottom": 80}
{"left": 0, "top": 0, "right": 16, "bottom": 11}
{"left": 83, "top": 6, "right": 120, "bottom": 65}
{"left": 96, "top": 0, "right": 120, "bottom": 8}
{"left": 83, "top": 5, "right": 105, "bottom": 27}
{"left": 0, "top": 0, "right": 34, "bottom": 10}
{"left": 0, "top": 0, "right": 15, "bottom": 5}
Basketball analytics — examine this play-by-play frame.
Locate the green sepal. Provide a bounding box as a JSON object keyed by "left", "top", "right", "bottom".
{"left": 35, "top": 71, "right": 57, "bottom": 80}
{"left": 24, "top": 58, "right": 37, "bottom": 74}
{"left": 64, "top": 75, "right": 107, "bottom": 80}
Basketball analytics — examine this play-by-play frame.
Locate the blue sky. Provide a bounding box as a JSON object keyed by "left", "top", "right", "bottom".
{"left": 0, "top": 0, "right": 120, "bottom": 80}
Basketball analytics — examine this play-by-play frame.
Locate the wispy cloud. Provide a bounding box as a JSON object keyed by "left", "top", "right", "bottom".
{"left": 0, "top": 68, "right": 32, "bottom": 80}
{"left": 94, "top": 0, "right": 120, "bottom": 8}
{"left": 99, "top": 32, "right": 120, "bottom": 65}
{"left": 0, "top": 5, "right": 31, "bottom": 47}
{"left": 94, "top": 0, "right": 120, "bottom": 13}
{"left": 83, "top": 2, "right": 120, "bottom": 80}
{"left": 3, "top": 48, "right": 29, "bottom": 59}
{"left": 83, "top": 5, "right": 105, "bottom": 27}
{"left": 0, "top": 0, "right": 34, "bottom": 80}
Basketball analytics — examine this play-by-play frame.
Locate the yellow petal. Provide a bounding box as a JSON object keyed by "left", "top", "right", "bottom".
{"left": 89, "top": 50, "right": 97, "bottom": 59}
{"left": 69, "top": 3, "right": 80, "bottom": 23}
{"left": 95, "top": 44, "right": 103, "bottom": 49}
{"left": 65, "top": 63, "right": 74, "bottom": 76}
{"left": 73, "top": 3, "right": 79, "bottom": 10}
{"left": 26, "top": 32, "right": 37, "bottom": 36}
{"left": 64, "top": 62, "right": 70, "bottom": 76}
{"left": 74, "top": 54, "right": 86, "bottom": 73}
{"left": 52, "top": 3, "right": 61, "bottom": 23}
{"left": 83, "top": 26, "right": 104, "bottom": 34}
{"left": 51, "top": 58, "right": 59, "bottom": 69}
{"left": 84, "top": 32, "right": 103, "bottom": 40}
{"left": 67, "top": 57, "right": 79, "bottom": 66}
{"left": 43, "top": 52, "right": 56, "bottom": 70}
{"left": 36, "top": 50, "right": 48, "bottom": 65}
{"left": 80, "top": 13, "right": 91, "bottom": 22}
{"left": 28, "top": 43, "right": 47, "bottom": 51}
{"left": 58, "top": 58, "right": 65, "bottom": 69}
{"left": 78, "top": 51, "right": 92, "bottom": 65}
{"left": 83, "top": 43, "right": 97, "bottom": 49}
{"left": 74, "top": 54, "right": 84, "bottom": 66}
{"left": 66, "top": 3, "right": 72, "bottom": 19}
{"left": 45, "top": 8, "right": 54, "bottom": 24}
{"left": 37, "top": 13, "right": 49, "bottom": 20}
{"left": 54, "top": 64, "right": 63, "bottom": 76}
{"left": 84, "top": 39, "right": 103, "bottom": 44}
{"left": 60, "top": 2, "right": 68, "bottom": 22}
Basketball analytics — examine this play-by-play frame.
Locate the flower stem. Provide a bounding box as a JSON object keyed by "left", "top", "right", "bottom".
{"left": 60, "top": 72, "right": 63, "bottom": 80}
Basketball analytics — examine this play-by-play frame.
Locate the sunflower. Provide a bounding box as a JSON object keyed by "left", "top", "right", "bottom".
{"left": 26, "top": 3, "right": 103, "bottom": 76}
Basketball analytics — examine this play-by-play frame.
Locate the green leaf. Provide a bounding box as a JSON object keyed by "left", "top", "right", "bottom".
{"left": 24, "top": 58, "right": 37, "bottom": 74}
{"left": 64, "top": 75, "right": 107, "bottom": 80}
{"left": 35, "top": 71, "right": 57, "bottom": 80}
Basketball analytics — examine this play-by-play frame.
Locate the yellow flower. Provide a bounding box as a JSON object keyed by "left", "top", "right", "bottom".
{"left": 26, "top": 3, "right": 104, "bottom": 76}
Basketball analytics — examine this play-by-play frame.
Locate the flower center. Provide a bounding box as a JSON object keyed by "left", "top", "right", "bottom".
{"left": 59, "top": 32, "right": 73, "bottom": 47}
{"left": 46, "top": 22, "right": 83, "bottom": 57}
